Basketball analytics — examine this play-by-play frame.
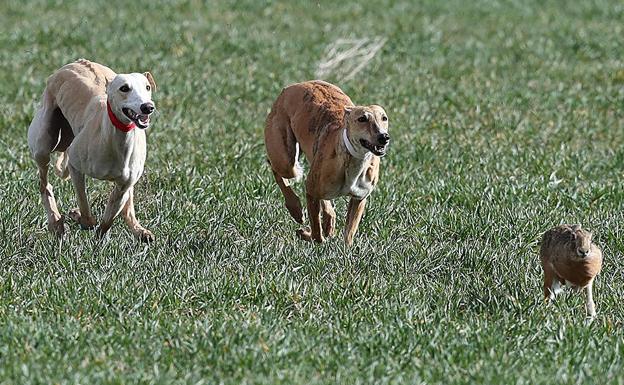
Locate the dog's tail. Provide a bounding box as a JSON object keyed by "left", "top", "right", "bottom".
{"left": 54, "top": 152, "right": 70, "bottom": 180}
{"left": 286, "top": 147, "right": 304, "bottom": 186}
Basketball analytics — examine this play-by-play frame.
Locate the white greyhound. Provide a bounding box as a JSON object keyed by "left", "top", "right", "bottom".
{"left": 27, "top": 59, "right": 157, "bottom": 242}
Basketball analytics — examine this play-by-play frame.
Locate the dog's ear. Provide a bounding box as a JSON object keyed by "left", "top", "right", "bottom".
{"left": 144, "top": 72, "right": 157, "bottom": 91}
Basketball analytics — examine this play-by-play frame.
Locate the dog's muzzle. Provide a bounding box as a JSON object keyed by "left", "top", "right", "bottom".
{"left": 360, "top": 136, "right": 389, "bottom": 156}
{"left": 122, "top": 105, "right": 153, "bottom": 129}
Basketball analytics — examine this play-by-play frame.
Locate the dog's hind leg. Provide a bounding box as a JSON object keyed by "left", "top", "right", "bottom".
{"left": 265, "top": 110, "right": 304, "bottom": 223}
{"left": 121, "top": 186, "right": 154, "bottom": 243}
{"left": 35, "top": 160, "right": 65, "bottom": 236}
{"left": 67, "top": 164, "right": 97, "bottom": 229}
{"left": 28, "top": 94, "right": 65, "bottom": 236}
{"left": 344, "top": 197, "right": 367, "bottom": 246}
{"left": 271, "top": 170, "right": 304, "bottom": 224}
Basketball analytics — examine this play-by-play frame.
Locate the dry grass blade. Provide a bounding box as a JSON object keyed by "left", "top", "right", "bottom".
{"left": 316, "top": 37, "right": 387, "bottom": 81}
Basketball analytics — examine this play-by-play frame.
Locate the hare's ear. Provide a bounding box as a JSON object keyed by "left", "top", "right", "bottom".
{"left": 344, "top": 107, "right": 353, "bottom": 115}
{"left": 143, "top": 72, "right": 157, "bottom": 91}
{"left": 570, "top": 224, "right": 581, "bottom": 231}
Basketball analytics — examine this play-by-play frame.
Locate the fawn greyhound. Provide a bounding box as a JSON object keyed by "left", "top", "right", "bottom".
{"left": 27, "top": 59, "right": 157, "bottom": 242}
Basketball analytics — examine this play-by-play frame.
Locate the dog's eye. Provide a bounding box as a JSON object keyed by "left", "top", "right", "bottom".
{"left": 382, "top": 116, "right": 388, "bottom": 122}
{"left": 357, "top": 116, "right": 368, "bottom": 123}
{"left": 146, "top": 85, "right": 151, "bottom": 91}
{"left": 119, "top": 85, "right": 130, "bottom": 92}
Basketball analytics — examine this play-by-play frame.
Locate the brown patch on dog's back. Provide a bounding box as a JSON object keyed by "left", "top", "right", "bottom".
{"left": 297, "top": 81, "right": 353, "bottom": 136}
{"left": 269, "top": 80, "right": 355, "bottom": 160}
{"left": 303, "top": 90, "right": 313, "bottom": 103}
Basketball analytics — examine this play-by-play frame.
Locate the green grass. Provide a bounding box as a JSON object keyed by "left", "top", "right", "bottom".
{"left": 1, "top": 0, "right": 624, "bottom": 383}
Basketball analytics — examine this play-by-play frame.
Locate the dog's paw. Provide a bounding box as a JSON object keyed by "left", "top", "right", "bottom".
{"left": 48, "top": 217, "right": 66, "bottom": 237}
{"left": 68, "top": 209, "right": 97, "bottom": 230}
{"left": 136, "top": 228, "right": 155, "bottom": 243}
{"left": 81, "top": 217, "right": 97, "bottom": 230}
{"left": 296, "top": 228, "right": 313, "bottom": 242}
{"left": 297, "top": 228, "right": 324, "bottom": 243}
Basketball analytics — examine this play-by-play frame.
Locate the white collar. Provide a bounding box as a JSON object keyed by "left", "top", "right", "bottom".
{"left": 342, "top": 128, "right": 363, "bottom": 158}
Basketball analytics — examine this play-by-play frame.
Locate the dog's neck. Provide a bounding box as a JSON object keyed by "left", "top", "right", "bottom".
{"left": 107, "top": 101, "right": 136, "bottom": 133}
{"left": 342, "top": 128, "right": 369, "bottom": 159}
{"left": 341, "top": 128, "right": 374, "bottom": 199}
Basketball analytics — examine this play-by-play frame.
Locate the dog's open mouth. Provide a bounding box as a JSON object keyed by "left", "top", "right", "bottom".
{"left": 122, "top": 107, "right": 150, "bottom": 129}
{"left": 360, "top": 139, "right": 388, "bottom": 157}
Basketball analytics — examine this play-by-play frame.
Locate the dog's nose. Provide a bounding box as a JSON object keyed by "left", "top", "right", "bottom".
{"left": 377, "top": 133, "right": 390, "bottom": 145}
{"left": 140, "top": 102, "right": 155, "bottom": 114}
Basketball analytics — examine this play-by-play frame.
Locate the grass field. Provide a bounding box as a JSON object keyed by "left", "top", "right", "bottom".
{"left": 1, "top": 0, "right": 624, "bottom": 383}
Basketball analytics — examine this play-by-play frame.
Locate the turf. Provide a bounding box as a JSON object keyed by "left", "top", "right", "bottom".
{"left": 1, "top": 0, "right": 624, "bottom": 383}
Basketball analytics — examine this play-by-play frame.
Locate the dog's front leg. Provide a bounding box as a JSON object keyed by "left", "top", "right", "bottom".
{"left": 344, "top": 197, "right": 367, "bottom": 246}
{"left": 68, "top": 165, "right": 97, "bottom": 229}
{"left": 121, "top": 187, "right": 154, "bottom": 243}
{"left": 96, "top": 184, "right": 131, "bottom": 239}
{"left": 306, "top": 193, "right": 324, "bottom": 243}
{"left": 321, "top": 200, "right": 336, "bottom": 238}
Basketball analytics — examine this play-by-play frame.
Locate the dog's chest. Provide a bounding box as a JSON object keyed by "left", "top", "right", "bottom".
{"left": 110, "top": 147, "right": 145, "bottom": 182}
{"left": 82, "top": 133, "right": 146, "bottom": 184}
{"left": 341, "top": 154, "right": 375, "bottom": 199}
{"left": 93, "top": 153, "right": 144, "bottom": 183}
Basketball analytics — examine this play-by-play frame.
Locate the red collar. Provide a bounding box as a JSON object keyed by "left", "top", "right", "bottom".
{"left": 107, "top": 101, "right": 136, "bottom": 132}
